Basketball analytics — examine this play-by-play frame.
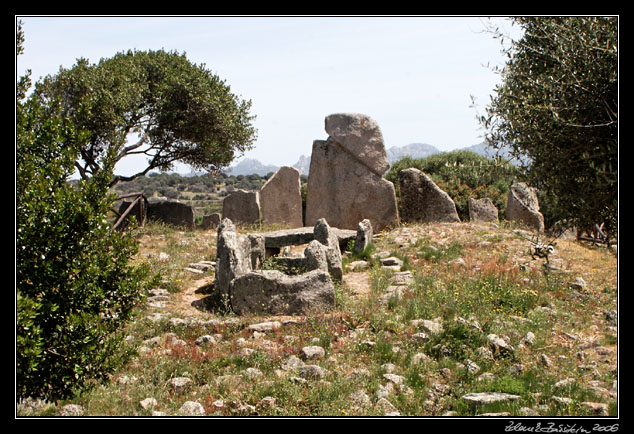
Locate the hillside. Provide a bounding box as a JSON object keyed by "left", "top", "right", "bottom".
{"left": 19, "top": 220, "right": 618, "bottom": 417}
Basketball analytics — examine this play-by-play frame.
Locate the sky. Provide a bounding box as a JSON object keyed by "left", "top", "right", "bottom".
{"left": 16, "top": 15, "right": 522, "bottom": 176}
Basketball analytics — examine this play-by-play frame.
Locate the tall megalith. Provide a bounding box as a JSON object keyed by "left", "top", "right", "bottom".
{"left": 305, "top": 113, "right": 399, "bottom": 231}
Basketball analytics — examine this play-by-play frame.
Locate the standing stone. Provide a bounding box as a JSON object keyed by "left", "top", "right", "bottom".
{"left": 506, "top": 183, "right": 544, "bottom": 232}
{"left": 399, "top": 168, "right": 460, "bottom": 223}
{"left": 468, "top": 197, "right": 499, "bottom": 223}
{"left": 222, "top": 189, "right": 260, "bottom": 225}
{"left": 215, "top": 218, "right": 254, "bottom": 298}
{"left": 148, "top": 199, "right": 195, "bottom": 229}
{"left": 259, "top": 166, "right": 303, "bottom": 228}
{"left": 305, "top": 113, "right": 398, "bottom": 231}
{"left": 354, "top": 219, "right": 373, "bottom": 254}
{"left": 313, "top": 218, "right": 343, "bottom": 280}
{"left": 201, "top": 213, "right": 221, "bottom": 230}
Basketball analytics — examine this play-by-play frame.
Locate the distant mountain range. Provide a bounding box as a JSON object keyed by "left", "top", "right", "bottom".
{"left": 222, "top": 142, "right": 519, "bottom": 176}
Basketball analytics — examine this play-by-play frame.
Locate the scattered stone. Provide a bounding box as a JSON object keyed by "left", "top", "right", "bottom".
{"left": 300, "top": 346, "right": 326, "bottom": 361}
{"left": 170, "top": 377, "right": 192, "bottom": 392}
{"left": 248, "top": 321, "right": 282, "bottom": 332}
{"left": 506, "top": 182, "right": 544, "bottom": 232}
{"left": 299, "top": 364, "right": 325, "bottom": 380}
{"left": 178, "top": 401, "right": 206, "bottom": 416}
{"left": 259, "top": 166, "right": 303, "bottom": 228}
{"left": 461, "top": 392, "right": 521, "bottom": 405}
{"left": 411, "top": 318, "right": 444, "bottom": 335}
{"left": 399, "top": 167, "right": 460, "bottom": 223}
{"left": 349, "top": 390, "right": 371, "bottom": 408}
{"left": 281, "top": 355, "right": 305, "bottom": 372}
{"left": 195, "top": 335, "right": 217, "bottom": 346}
{"left": 487, "top": 334, "right": 515, "bottom": 355}
{"left": 375, "top": 397, "right": 400, "bottom": 416}
{"left": 581, "top": 402, "right": 609, "bottom": 416}
{"left": 140, "top": 398, "right": 157, "bottom": 410}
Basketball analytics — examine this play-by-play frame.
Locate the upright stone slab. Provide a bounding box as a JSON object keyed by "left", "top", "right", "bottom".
{"left": 506, "top": 183, "right": 544, "bottom": 232}
{"left": 259, "top": 166, "right": 303, "bottom": 228}
{"left": 354, "top": 219, "right": 373, "bottom": 254}
{"left": 222, "top": 189, "right": 260, "bottom": 225}
{"left": 148, "top": 199, "right": 195, "bottom": 229}
{"left": 201, "top": 213, "right": 221, "bottom": 230}
{"left": 215, "top": 218, "right": 254, "bottom": 298}
{"left": 399, "top": 168, "right": 460, "bottom": 223}
{"left": 313, "top": 218, "right": 343, "bottom": 281}
{"left": 305, "top": 113, "right": 399, "bottom": 231}
{"left": 468, "top": 197, "right": 499, "bottom": 223}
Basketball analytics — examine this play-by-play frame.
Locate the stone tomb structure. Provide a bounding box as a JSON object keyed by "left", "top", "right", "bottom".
{"left": 305, "top": 113, "right": 399, "bottom": 232}
{"left": 215, "top": 217, "right": 363, "bottom": 316}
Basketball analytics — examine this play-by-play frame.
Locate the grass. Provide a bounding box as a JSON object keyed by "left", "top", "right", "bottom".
{"left": 17, "top": 221, "right": 618, "bottom": 417}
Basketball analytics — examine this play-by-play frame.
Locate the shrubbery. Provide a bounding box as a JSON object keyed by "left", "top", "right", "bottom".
{"left": 17, "top": 24, "right": 156, "bottom": 400}
{"left": 385, "top": 151, "right": 521, "bottom": 222}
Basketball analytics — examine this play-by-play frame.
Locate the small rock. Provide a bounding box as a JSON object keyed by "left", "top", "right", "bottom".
{"left": 300, "top": 345, "right": 326, "bottom": 361}
{"left": 487, "top": 333, "right": 515, "bottom": 354}
{"left": 170, "top": 377, "right": 192, "bottom": 391}
{"left": 375, "top": 397, "right": 400, "bottom": 416}
{"left": 140, "top": 398, "right": 157, "bottom": 410}
{"left": 299, "top": 364, "right": 325, "bottom": 380}
{"left": 195, "top": 335, "right": 217, "bottom": 346}
{"left": 281, "top": 355, "right": 305, "bottom": 371}
{"left": 178, "top": 401, "right": 205, "bottom": 416}
{"left": 462, "top": 392, "right": 520, "bottom": 405}
{"left": 581, "top": 402, "right": 609, "bottom": 416}
{"left": 248, "top": 321, "right": 282, "bottom": 332}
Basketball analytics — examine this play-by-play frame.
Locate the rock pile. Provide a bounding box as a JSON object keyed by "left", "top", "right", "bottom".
{"left": 305, "top": 113, "right": 399, "bottom": 232}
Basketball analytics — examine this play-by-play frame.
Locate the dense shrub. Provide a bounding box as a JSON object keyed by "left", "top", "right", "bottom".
{"left": 17, "top": 33, "right": 156, "bottom": 399}
{"left": 385, "top": 151, "right": 521, "bottom": 221}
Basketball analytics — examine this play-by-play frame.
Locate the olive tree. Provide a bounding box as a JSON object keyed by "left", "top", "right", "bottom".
{"left": 32, "top": 49, "right": 257, "bottom": 186}
{"left": 479, "top": 17, "right": 617, "bottom": 238}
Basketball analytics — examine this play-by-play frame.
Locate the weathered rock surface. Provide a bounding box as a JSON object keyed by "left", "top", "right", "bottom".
{"left": 399, "top": 168, "right": 460, "bottom": 223}
{"left": 222, "top": 189, "right": 260, "bottom": 225}
{"left": 313, "top": 218, "right": 343, "bottom": 280}
{"left": 229, "top": 269, "right": 335, "bottom": 316}
{"left": 468, "top": 197, "right": 499, "bottom": 223}
{"left": 215, "top": 219, "right": 257, "bottom": 298}
{"left": 305, "top": 113, "right": 398, "bottom": 231}
{"left": 506, "top": 183, "right": 544, "bottom": 232}
{"left": 259, "top": 166, "right": 303, "bottom": 228}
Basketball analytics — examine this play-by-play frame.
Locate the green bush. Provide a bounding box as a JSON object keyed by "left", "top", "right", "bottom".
{"left": 385, "top": 151, "right": 521, "bottom": 221}
{"left": 16, "top": 31, "right": 156, "bottom": 400}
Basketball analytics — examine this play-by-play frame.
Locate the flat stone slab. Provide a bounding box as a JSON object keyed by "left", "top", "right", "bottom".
{"left": 260, "top": 227, "right": 356, "bottom": 250}
{"left": 461, "top": 392, "right": 521, "bottom": 405}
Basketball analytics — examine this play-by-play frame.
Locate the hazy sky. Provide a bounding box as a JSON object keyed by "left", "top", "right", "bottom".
{"left": 16, "top": 15, "right": 522, "bottom": 175}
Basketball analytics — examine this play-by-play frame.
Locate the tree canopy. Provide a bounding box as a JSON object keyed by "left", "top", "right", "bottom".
{"left": 32, "top": 49, "right": 257, "bottom": 186}
{"left": 479, "top": 17, "right": 618, "bottom": 238}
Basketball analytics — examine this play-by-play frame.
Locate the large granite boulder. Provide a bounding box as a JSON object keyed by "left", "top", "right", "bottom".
{"left": 398, "top": 168, "right": 460, "bottom": 223}
{"left": 506, "top": 183, "right": 544, "bottom": 232}
{"left": 222, "top": 190, "right": 260, "bottom": 225}
{"left": 259, "top": 166, "right": 303, "bottom": 228}
{"left": 305, "top": 113, "right": 399, "bottom": 231}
